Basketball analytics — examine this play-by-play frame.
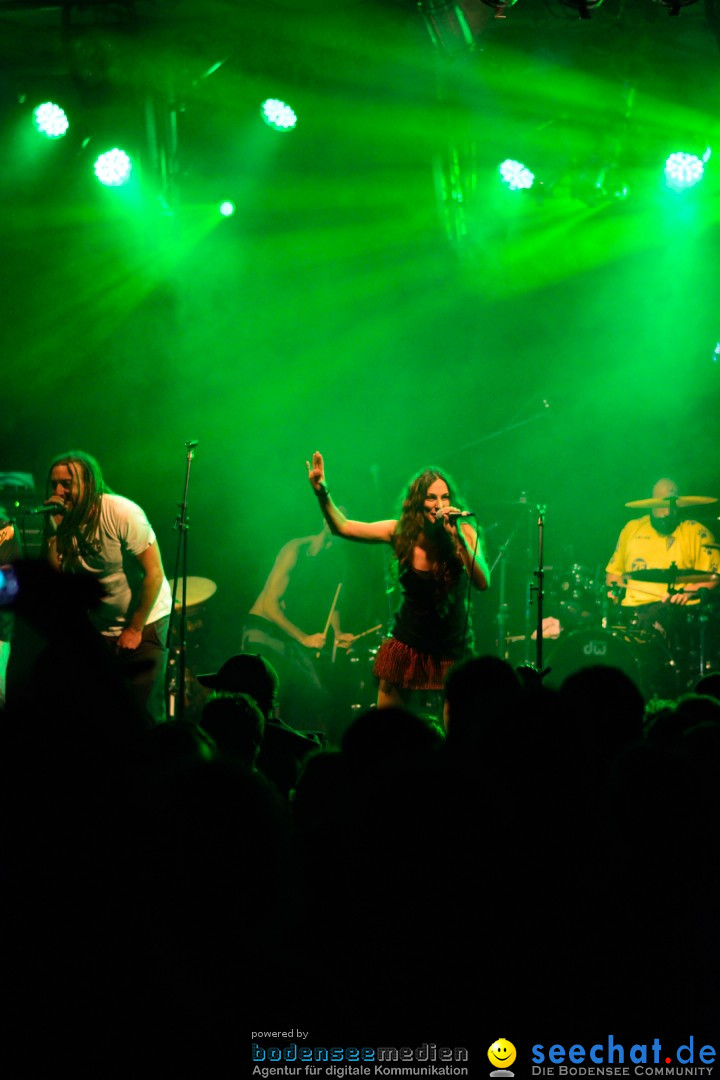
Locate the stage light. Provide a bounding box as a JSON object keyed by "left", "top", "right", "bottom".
{"left": 499, "top": 159, "right": 535, "bottom": 190}
{"left": 261, "top": 98, "right": 297, "bottom": 132}
{"left": 33, "top": 102, "right": 69, "bottom": 139}
{"left": 218, "top": 201, "right": 236, "bottom": 217}
{"left": 664, "top": 149, "right": 710, "bottom": 190}
{"left": 93, "top": 147, "right": 133, "bottom": 186}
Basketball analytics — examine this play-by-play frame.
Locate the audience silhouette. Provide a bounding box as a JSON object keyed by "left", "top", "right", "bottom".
{"left": 2, "top": 560, "right": 718, "bottom": 1058}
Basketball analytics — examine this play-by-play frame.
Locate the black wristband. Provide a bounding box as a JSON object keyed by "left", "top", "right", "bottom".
{"left": 315, "top": 483, "right": 330, "bottom": 502}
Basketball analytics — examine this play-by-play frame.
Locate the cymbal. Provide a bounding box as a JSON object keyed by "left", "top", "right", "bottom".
{"left": 169, "top": 576, "right": 217, "bottom": 607}
{"left": 625, "top": 496, "right": 718, "bottom": 509}
{"left": 625, "top": 568, "right": 719, "bottom": 584}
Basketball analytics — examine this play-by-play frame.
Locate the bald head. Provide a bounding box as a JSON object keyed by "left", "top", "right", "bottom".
{"left": 651, "top": 476, "right": 679, "bottom": 531}
{"left": 652, "top": 477, "right": 679, "bottom": 501}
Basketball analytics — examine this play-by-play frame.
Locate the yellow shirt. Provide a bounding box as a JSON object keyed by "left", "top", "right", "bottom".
{"left": 606, "top": 516, "right": 719, "bottom": 606}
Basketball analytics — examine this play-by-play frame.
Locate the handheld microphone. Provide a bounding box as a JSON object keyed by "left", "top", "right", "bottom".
{"left": 436, "top": 508, "right": 476, "bottom": 521}
{"left": 25, "top": 503, "right": 67, "bottom": 516}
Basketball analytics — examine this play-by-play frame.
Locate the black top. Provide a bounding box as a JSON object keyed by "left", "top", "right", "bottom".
{"left": 390, "top": 563, "right": 473, "bottom": 659}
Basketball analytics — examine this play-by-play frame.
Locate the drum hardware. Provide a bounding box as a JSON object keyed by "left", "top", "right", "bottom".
{"left": 344, "top": 636, "right": 383, "bottom": 714}
{"left": 487, "top": 492, "right": 551, "bottom": 664}
{"left": 695, "top": 608, "right": 710, "bottom": 684}
{"left": 667, "top": 603, "right": 719, "bottom": 687}
{"left": 168, "top": 577, "right": 217, "bottom": 710}
{"left": 625, "top": 496, "right": 718, "bottom": 509}
{"left": 614, "top": 594, "right": 720, "bottom": 691}
{"left": 546, "top": 564, "right": 606, "bottom": 630}
{"left": 320, "top": 625, "right": 385, "bottom": 716}
{"left": 490, "top": 519, "right": 523, "bottom": 660}
{"left": 169, "top": 575, "right": 217, "bottom": 608}
{"left": 601, "top": 581, "right": 625, "bottom": 627}
{"left": 624, "top": 565, "right": 719, "bottom": 586}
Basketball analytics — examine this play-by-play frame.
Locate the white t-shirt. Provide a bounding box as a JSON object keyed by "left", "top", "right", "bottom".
{"left": 71, "top": 494, "right": 172, "bottom": 635}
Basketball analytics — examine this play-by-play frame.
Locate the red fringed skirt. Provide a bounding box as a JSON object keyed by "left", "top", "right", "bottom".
{"left": 372, "top": 637, "right": 456, "bottom": 691}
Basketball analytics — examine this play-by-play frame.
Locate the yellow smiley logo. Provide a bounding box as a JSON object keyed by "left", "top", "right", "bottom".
{"left": 488, "top": 1039, "right": 517, "bottom": 1070}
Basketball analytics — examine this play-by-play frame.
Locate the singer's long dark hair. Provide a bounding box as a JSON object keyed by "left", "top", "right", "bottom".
{"left": 392, "top": 466, "right": 466, "bottom": 589}
{"left": 46, "top": 450, "right": 112, "bottom": 570}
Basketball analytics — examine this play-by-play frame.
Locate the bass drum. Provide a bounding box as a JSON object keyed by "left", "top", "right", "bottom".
{"left": 545, "top": 627, "right": 678, "bottom": 700}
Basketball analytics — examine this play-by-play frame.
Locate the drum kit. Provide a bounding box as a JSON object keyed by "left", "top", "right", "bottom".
{"left": 503, "top": 494, "right": 720, "bottom": 699}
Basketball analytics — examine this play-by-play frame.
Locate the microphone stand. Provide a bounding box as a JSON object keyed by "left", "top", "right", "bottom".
{"left": 520, "top": 495, "right": 534, "bottom": 664}
{"left": 530, "top": 503, "right": 548, "bottom": 673}
{"left": 165, "top": 439, "right": 198, "bottom": 722}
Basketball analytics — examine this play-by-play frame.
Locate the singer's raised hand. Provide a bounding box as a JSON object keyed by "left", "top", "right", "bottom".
{"left": 306, "top": 450, "right": 325, "bottom": 492}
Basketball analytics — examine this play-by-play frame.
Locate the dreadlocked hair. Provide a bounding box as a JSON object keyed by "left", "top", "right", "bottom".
{"left": 391, "top": 466, "right": 465, "bottom": 595}
{"left": 47, "top": 451, "right": 112, "bottom": 571}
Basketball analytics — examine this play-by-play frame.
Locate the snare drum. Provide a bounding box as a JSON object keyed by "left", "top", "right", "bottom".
{"left": 546, "top": 626, "right": 677, "bottom": 699}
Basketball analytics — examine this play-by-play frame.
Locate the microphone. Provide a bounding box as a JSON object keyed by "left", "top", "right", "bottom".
{"left": 436, "top": 508, "right": 476, "bottom": 521}
{"left": 25, "top": 503, "right": 67, "bottom": 516}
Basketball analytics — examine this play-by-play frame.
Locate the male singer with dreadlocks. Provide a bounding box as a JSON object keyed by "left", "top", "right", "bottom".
{"left": 44, "top": 451, "right": 172, "bottom": 721}
{"left": 306, "top": 451, "right": 490, "bottom": 710}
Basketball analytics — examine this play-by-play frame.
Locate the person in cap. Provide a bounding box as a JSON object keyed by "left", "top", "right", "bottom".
{"left": 197, "top": 653, "right": 280, "bottom": 719}
{"left": 200, "top": 692, "right": 265, "bottom": 768}
{"left": 196, "top": 653, "right": 321, "bottom": 796}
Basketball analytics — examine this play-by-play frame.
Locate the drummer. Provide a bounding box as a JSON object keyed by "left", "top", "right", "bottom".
{"left": 605, "top": 477, "right": 719, "bottom": 621}
{"left": 242, "top": 520, "right": 356, "bottom": 733}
